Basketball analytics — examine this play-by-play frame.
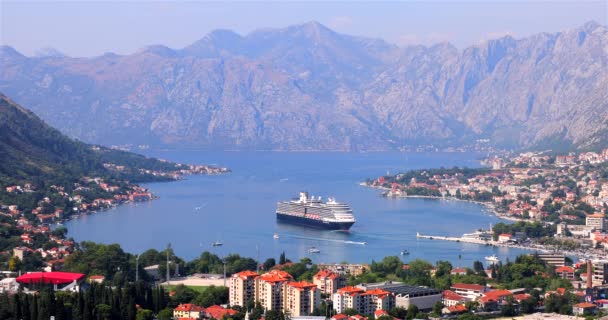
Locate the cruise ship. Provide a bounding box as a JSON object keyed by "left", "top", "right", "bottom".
{"left": 276, "top": 192, "right": 356, "bottom": 230}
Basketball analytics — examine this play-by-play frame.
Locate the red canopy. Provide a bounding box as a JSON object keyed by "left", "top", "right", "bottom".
{"left": 16, "top": 272, "right": 85, "bottom": 285}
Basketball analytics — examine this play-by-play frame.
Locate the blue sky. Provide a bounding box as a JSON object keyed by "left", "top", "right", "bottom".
{"left": 1, "top": 0, "right": 606, "bottom": 57}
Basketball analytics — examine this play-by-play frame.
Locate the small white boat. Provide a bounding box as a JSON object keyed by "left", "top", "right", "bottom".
{"left": 400, "top": 249, "right": 410, "bottom": 255}
{"left": 212, "top": 241, "right": 223, "bottom": 247}
{"left": 485, "top": 254, "right": 499, "bottom": 262}
{"left": 273, "top": 233, "right": 280, "bottom": 239}
{"left": 308, "top": 247, "right": 320, "bottom": 254}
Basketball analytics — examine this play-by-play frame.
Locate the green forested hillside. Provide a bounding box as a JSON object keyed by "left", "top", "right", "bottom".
{"left": 0, "top": 93, "right": 182, "bottom": 187}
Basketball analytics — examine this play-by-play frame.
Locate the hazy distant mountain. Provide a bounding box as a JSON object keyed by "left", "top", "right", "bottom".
{"left": 1, "top": 21, "right": 606, "bottom": 151}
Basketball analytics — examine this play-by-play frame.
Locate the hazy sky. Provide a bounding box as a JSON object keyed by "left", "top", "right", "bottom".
{"left": 1, "top": 0, "right": 606, "bottom": 57}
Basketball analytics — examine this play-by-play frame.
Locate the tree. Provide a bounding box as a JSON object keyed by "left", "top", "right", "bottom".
{"left": 263, "top": 258, "right": 276, "bottom": 271}
{"left": 265, "top": 310, "right": 286, "bottom": 320}
{"left": 8, "top": 256, "right": 22, "bottom": 272}
{"left": 520, "top": 297, "right": 538, "bottom": 314}
{"left": 434, "top": 261, "right": 452, "bottom": 278}
{"left": 432, "top": 301, "right": 444, "bottom": 316}
{"left": 500, "top": 296, "right": 517, "bottom": 317}
{"left": 343, "top": 308, "right": 359, "bottom": 316}
{"left": 473, "top": 261, "right": 485, "bottom": 275}
{"left": 171, "top": 284, "right": 198, "bottom": 305}
{"left": 94, "top": 304, "right": 112, "bottom": 320}
{"left": 406, "top": 304, "right": 418, "bottom": 320}
{"left": 279, "top": 252, "right": 287, "bottom": 265}
{"left": 136, "top": 309, "right": 154, "bottom": 320}
{"left": 464, "top": 301, "right": 479, "bottom": 312}
{"left": 157, "top": 308, "right": 173, "bottom": 320}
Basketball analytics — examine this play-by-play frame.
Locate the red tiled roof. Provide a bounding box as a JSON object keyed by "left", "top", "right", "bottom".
{"left": 235, "top": 270, "right": 259, "bottom": 279}
{"left": 332, "top": 314, "right": 348, "bottom": 320}
{"left": 555, "top": 266, "right": 575, "bottom": 273}
{"left": 374, "top": 310, "right": 389, "bottom": 317}
{"left": 484, "top": 289, "right": 512, "bottom": 298}
{"left": 174, "top": 304, "right": 205, "bottom": 312}
{"left": 574, "top": 302, "right": 596, "bottom": 308}
{"left": 205, "top": 305, "right": 238, "bottom": 319}
{"left": 259, "top": 270, "right": 292, "bottom": 283}
{"left": 337, "top": 286, "right": 365, "bottom": 295}
{"left": 361, "top": 288, "right": 391, "bottom": 297}
{"left": 513, "top": 293, "right": 531, "bottom": 301}
{"left": 451, "top": 268, "right": 467, "bottom": 274}
{"left": 288, "top": 281, "right": 317, "bottom": 289}
{"left": 315, "top": 269, "right": 340, "bottom": 279}
{"left": 16, "top": 272, "right": 85, "bottom": 285}
{"left": 446, "top": 305, "right": 467, "bottom": 313}
{"left": 442, "top": 290, "right": 465, "bottom": 301}
{"left": 451, "top": 283, "right": 485, "bottom": 291}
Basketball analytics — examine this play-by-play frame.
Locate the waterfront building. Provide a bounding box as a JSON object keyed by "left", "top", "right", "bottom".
{"left": 16, "top": 272, "right": 85, "bottom": 292}
{"left": 556, "top": 223, "right": 568, "bottom": 237}
{"left": 497, "top": 233, "right": 513, "bottom": 243}
{"left": 592, "top": 261, "right": 608, "bottom": 285}
{"left": 442, "top": 290, "right": 466, "bottom": 307}
{"left": 533, "top": 253, "right": 566, "bottom": 267}
{"left": 450, "top": 283, "right": 488, "bottom": 301}
{"left": 572, "top": 302, "right": 596, "bottom": 316}
{"left": 586, "top": 214, "right": 605, "bottom": 231}
{"left": 229, "top": 269, "right": 319, "bottom": 315}
{"left": 229, "top": 270, "right": 259, "bottom": 307}
{"left": 173, "top": 304, "right": 205, "bottom": 319}
{"left": 285, "top": 281, "right": 321, "bottom": 316}
{"left": 256, "top": 270, "right": 293, "bottom": 312}
{"left": 478, "top": 290, "right": 513, "bottom": 311}
{"left": 313, "top": 269, "right": 346, "bottom": 295}
{"left": 555, "top": 266, "right": 576, "bottom": 280}
{"left": 332, "top": 286, "right": 394, "bottom": 315}
{"left": 333, "top": 286, "right": 365, "bottom": 314}
{"left": 0, "top": 278, "right": 19, "bottom": 294}
{"left": 316, "top": 264, "right": 369, "bottom": 276}
{"left": 357, "top": 281, "right": 441, "bottom": 311}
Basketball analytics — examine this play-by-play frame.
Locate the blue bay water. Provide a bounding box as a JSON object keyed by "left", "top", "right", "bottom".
{"left": 64, "top": 151, "right": 529, "bottom": 268}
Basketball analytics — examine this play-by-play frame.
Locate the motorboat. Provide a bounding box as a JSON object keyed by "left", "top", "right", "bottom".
{"left": 485, "top": 254, "right": 499, "bottom": 262}
{"left": 308, "top": 247, "right": 320, "bottom": 254}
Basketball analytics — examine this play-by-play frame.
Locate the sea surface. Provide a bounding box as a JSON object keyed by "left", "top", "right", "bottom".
{"left": 64, "top": 151, "right": 530, "bottom": 267}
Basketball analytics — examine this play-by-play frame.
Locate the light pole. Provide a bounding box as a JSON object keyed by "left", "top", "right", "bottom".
{"left": 223, "top": 257, "right": 227, "bottom": 287}
{"left": 136, "top": 254, "right": 140, "bottom": 282}
{"left": 167, "top": 243, "right": 171, "bottom": 285}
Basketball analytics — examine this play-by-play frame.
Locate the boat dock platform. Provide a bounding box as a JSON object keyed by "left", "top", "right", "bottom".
{"left": 415, "top": 232, "right": 550, "bottom": 253}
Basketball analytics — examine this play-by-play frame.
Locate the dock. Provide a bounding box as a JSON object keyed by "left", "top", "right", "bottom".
{"left": 415, "top": 232, "right": 550, "bottom": 253}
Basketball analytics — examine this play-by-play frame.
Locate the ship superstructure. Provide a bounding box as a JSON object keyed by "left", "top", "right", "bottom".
{"left": 276, "top": 192, "right": 356, "bottom": 230}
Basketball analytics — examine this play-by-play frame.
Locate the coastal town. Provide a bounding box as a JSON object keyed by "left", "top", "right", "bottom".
{"left": 0, "top": 159, "right": 229, "bottom": 288}
{"left": 365, "top": 149, "right": 608, "bottom": 260}
{"left": 2, "top": 150, "right": 608, "bottom": 318}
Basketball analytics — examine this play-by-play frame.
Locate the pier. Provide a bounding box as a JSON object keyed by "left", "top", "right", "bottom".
{"left": 415, "top": 232, "right": 550, "bottom": 253}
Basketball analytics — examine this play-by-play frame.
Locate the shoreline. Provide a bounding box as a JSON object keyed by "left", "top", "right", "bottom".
{"left": 361, "top": 183, "right": 601, "bottom": 261}
{"left": 360, "top": 183, "right": 525, "bottom": 223}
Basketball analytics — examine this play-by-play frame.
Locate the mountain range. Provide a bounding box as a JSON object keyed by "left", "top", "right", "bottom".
{"left": 1, "top": 21, "right": 607, "bottom": 151}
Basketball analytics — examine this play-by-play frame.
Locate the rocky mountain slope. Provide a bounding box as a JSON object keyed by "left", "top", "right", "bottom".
{"left": 1, "top": 21, "right": 606, "bottom": 151}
